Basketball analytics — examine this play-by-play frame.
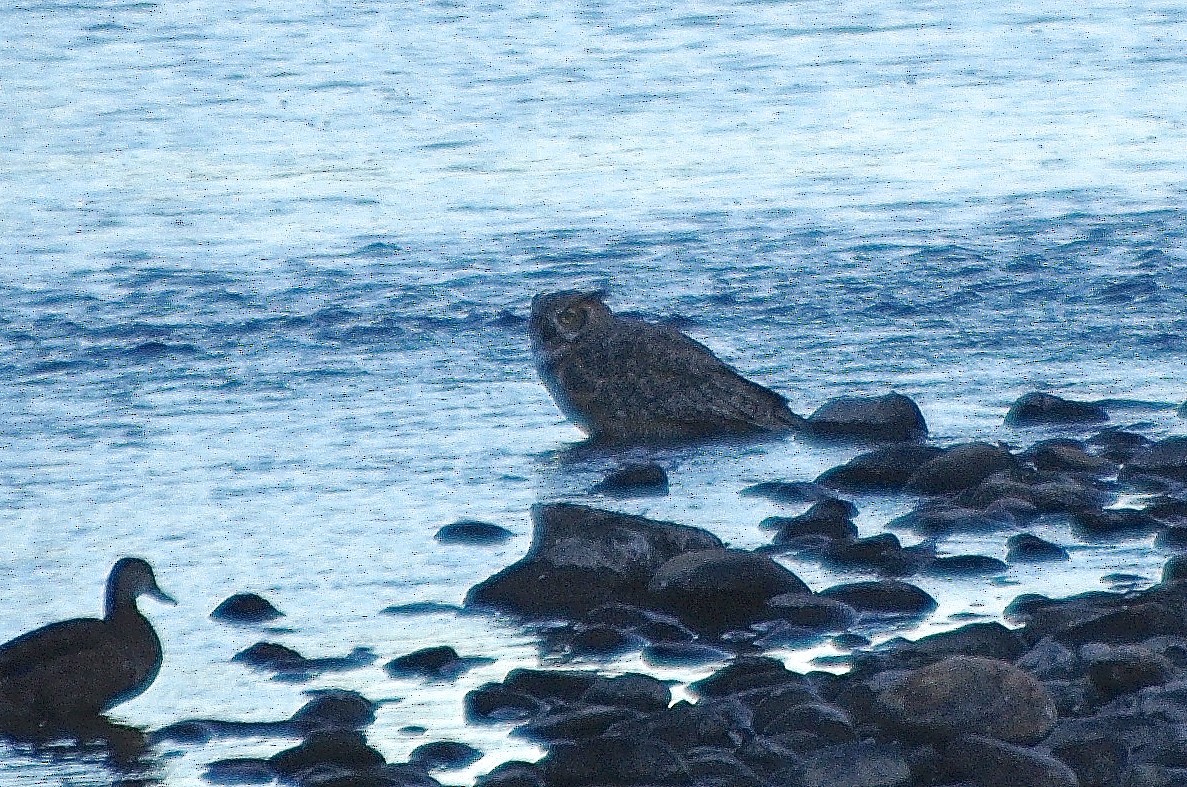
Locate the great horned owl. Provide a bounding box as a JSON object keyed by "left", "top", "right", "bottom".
{"left": 529, "top": 290, "right": 805, "bottom": 443}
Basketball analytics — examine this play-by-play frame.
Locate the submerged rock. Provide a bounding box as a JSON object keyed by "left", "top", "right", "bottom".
{"left": 434, "top": 519, "right": 515, "bottom": 545}
{"left": 592, "top": 462, "right": 670, "bottom": 497}
{"left": 384, "top": 645, "right": 493, "bottom": 681}
{"left": 805, "top": 393, "right": 929, "bottom": 443}
{"left": 211, "top": 593, "right": 284, "bottom": 624}
{"left": 740, "top": 480, "right": 835, "bottom": 504}
{"left": 1005, "top": 392, "right": 1110, "bottom": 425}
{"left": 766, "top": 498, "right": 858, "bottom": 543}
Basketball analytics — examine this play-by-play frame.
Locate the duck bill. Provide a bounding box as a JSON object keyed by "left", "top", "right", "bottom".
{"left": 149, "top": 587, "right": 178, "bottom": 606}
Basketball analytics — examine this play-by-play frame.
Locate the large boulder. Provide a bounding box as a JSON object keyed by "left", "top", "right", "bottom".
{"left": 817, "top": 444, "right": 944, "bottom": 492}
{"left": 905, "top": 442, "right": 1019, "bottom": 494}
{"left": 806, "top": 393, "right": 929, "bottom": 443}
{"left": 1005, "top": 392, "right": 1109, "bottom": 425}
{"left": 1124, "top": 437, "right": 1187, "bottom": 483}
{"left": 646, "top": 548, "right": 811, "bottom": 630}
{"left": 465, "top": 504, "right": 722, "bottom": 617}
{"left": 875, "top": 656, "right": 1058, "bottom": 744}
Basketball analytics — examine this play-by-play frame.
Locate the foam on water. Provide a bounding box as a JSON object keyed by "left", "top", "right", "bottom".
{"left": 1, "top": 0, "right": 1185, "bottom": 783}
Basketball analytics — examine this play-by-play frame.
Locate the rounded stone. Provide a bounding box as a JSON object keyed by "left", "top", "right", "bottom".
{"left": 876, "top": 656, "right": 1058, "bottom": 744}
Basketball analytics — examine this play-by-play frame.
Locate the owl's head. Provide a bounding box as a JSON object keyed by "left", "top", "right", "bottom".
{"left": 530, "top": 290, "right": 612, "bottom": 349}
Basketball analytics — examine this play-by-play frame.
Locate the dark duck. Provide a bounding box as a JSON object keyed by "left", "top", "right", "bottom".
{"left": 0, "top": 557, "right": 175, "bottom": 737}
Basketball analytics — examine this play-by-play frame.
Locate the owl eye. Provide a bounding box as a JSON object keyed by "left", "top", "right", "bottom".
{"left": 556, "top": 307, "right": 585, "bottom": 331}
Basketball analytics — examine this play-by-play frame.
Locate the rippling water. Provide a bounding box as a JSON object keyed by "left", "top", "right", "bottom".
{"left": 1, "top": 0, "right": 1185, "bottom": 783}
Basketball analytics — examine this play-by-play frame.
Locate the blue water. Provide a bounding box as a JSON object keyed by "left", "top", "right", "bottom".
{"left": 1, "top": 0, "right": 1186, "bottom": 783}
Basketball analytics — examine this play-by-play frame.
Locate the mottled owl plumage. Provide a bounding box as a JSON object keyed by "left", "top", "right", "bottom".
{"left": 530, "top": 290, "right": 805, "bottom": 443}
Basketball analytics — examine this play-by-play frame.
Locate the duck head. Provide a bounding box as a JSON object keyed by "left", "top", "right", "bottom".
{"left": 105, "top": 557, "right": 176, "bottom": 618}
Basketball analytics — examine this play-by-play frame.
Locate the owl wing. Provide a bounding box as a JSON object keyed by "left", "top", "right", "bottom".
{"left": 591, "top": 321, "right": 802, "bottom": 438}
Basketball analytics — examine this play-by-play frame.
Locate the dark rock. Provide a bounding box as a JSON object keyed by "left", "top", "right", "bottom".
{"left": 541, "top": 622, "right": 642, "bottom": 657}
{"left": 408, "top": 741, "right": 483, "bottom": 771}
{"left": 204, "top": 758, "right": 275, "bottom": 785}
{"left": 475, "top": 761, "right": 545, "bottom": 787}
{"left": 501, "top": 668, "right": 597, "bottom": 703}
{"left": 592, "top": 463, "right": 669, "bottom": 497}
{"left": 384, "top": 645, "right": 492, "bottom": 681}
{"left": 1073, "top": 508, "right": 1164, "bottom": 540}
{"left": 1147, "top": 497, "right": 1187, "bottom": 524}
{"left": 768, "top": 498, "right": 859, "bottom": 543}
{"left": 689, "top": 656, "right": 802, "bottom": 697}
{"left": 1005, "top": 392, "right": 1110, "bottom": 425}
{"left": 211, "top": 593, "right": 284, "bottom": 624}
{"left": 740, "top": 480, "right": 835, "bottom": 504}
{"left": 1051, "top": 734, "right": 1128, "bottom": 787}
{"left": 269, "top": 730, "right": 385, "bottom": 778}
{"left": 582, "top": 602, "right": 695, "bottom": 642}
{"left": 1024, "top": 439, "right": 1116, "bottom": 473}
{"left": 515, "top": 705, "right": 640, "bottom": 743}
{"left": 891, "top": 503, "right": 1012, "bottom": 536}
{"left": 765, "top": 594, "right": 858, "bottom": 631}
{"left": 819, "top": 580, "right": 938, "bottom": 618}
{"left": 635, "top": 701, "right": 743, "bottom": 750}
{"left": 291, "top": 691, "right": 378, "bottom": 733}
{"left": 539, "top": 735, "right": 689, "bottom": 786}
{"left": 801, "top": 741, "right": 911, "bottom": 787}
{"left": 943, "top": 734, "right": 1078, "bottom": 787}
{"left": 876, "top": 656, "right": 1058, "bottom": 744}
{"left": 959, "top": 472, "right": 1109, "bottom": 513}
{"left": 642, "top": 641, "right": 731, "bottom": 667}
{"left": 1164, "top": 556, "right": 1187, "bottom": 584}
{"left": 817, "top": 444, "right": 945, "bottom": 491}
{"left": 806, "top": 393, "right": 929, "bottom": 443}
{"left": 683, "top": 749, "right": 766, "bottom": 787}
{"left": 434, "top": 520, "right": 514, "bottom": 545}
{"left": 1007, "top": 533, "right": 1071, "bottom": 563}
{"left": 233, "top": 641, "right": 307, "bottom": 671}
{"left": 1120, "top": 764, "right": 1187, "bottom": 786}
{"left": 465, "top": 503, "right": 723, "bottom": 618}
{"left": 880, "top": 622, "right": 1028, "bottom": 667}
{"left": 1180, "top": 402, "right": 1187, "bottom": 419}
{"left": 763, "top": 702, "right": 856, "bottom": 743}
{"left": 821, "top": 533, "right": 934, "bottom": 576}
{"left": 646, "top": 548, "right": 810, "bottom": 630}
{"left": 1082, "top": 643, "right": 1174, "bottom": 698}
{"left": 906, "top": 442, "right": 1019, "bottom": 494}
{"left": 1016, "top": 637, "right": 1081, "bottom": 680}
{"left": 464, "top": 683, "right": 545, "bottom": 723}
{"left": 380, "top": 602, "right": 464, "bottom": 615}
{"left": 1047, "top": 601, "right": 1187, "bottom": 646}
{"left": 926, "top": 554, "right": 1009, "bottom": 577}
{"left": 1088, "top": 429, "right": 1154, "bottom": 463}
{"left": 1125, "top": 437, "right": 1187, "bottom": 483}
{"left": 581, "top": 673, "right": 671, "bottom": 712}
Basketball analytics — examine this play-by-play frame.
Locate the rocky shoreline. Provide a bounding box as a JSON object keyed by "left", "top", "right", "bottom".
{"left": 61, "top": 391, "right": 1187, "bottom": 787}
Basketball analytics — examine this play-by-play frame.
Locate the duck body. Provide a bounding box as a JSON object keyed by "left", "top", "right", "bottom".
{"left": 0, "top": 558, "right": 173, "bottom": 734}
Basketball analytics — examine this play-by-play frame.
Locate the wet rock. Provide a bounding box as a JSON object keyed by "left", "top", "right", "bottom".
{"left": 879, "top": 622, "right": 1028, "bottom": 668}
{"left": 763, "top": 701, "right": 856, "bottom": 744}
{"left": 1050, "top": 734, "right": 1128, "bottom": 787}
{"left": 581, "top": 672, "right": 671, "bottom": 712}
{"left": 475, "top": 761, "right": 545, "bottom": 787}
{"left": 765, "top": 593, "right": 858, "bottom": 631}
{"left": 233, "top": 641, "right": 307, "bottom": 671}
{"left": 501, "top": 668, "right": 597, "bottom": 703}
{"left": 211, "top": 593, "right": 284, "bottom": 624}
{"left": 943, "top": 734, "right": 1078, "bottom": 787}
{"left": 205, "top": 758, "right": 275, "bottom": 785}
{"left": 384, "top": 645, "right": 493, "bottom": 681}
{"left": 1088, "top": 429, "right": 1154, "bottom": 463}
{"left": 906, "top": 442, "right": 1019, "bottom": 494}
{"left": 1155, "top": 525, "right": 1187, "bottom": 550}
{"left": 683, "top": 748, "right": 766, "bottom": 787}
{"left": 767, "top": 498, "right": 859, "bottom": 543}
{"left": 890, "top": 503, "right": 1012, "bottom": 537}
{"left": 820, "top": 580, "right": 938, "bottom": 618}
{"left": 641, "top": 641, "right": 732, "bottom": 667}
{"left": 540, "top": 621, "right": 642, "bottom": 658}
{"left": 1146, "top": 497, "right": 1187, "bottom": 524}
{"left": 801, "top": 741, "right": 911, "bottom": 787}
{"left": 464, "top": 683, "right": 545, "bottom": 723}
{"left": 1125, "top": 437, "right": 1187, "bottom": 483}
{"left": 1024, "top": 439, "right": 1116, "bottom": 474}
{"left": 740, "top": 480, "right": 834, "bottom": 504}
{"left": 1180, "top": 402, "right": 1187, "bottom": 419}
{"left": 291, "top": 691, "right": 378, "bottom": 733}
{"left": 408, "top": 741, "right": 483, "bottom": 771}
{"left": 515, "top": 705, "right": 640, "bottom": 743}
{"left": 876, "top": 656, "right": 1058, "bottom": 744}
{"left": 1073, "top": 508, "right": 1164, "bottom": 540}
{"left": 806, "top": 392, "right": 929, "bottom": 443}
{"left": 1121, "top": 764, "right": 1187, "bottom": 786}
{"left": 689, "top": 655, "right": 802, "bottom": 697}
{"left": 465, "top": 503, "right": 723, "bottom": 618}
{"left": 959, "top": 472, "right": 1109, "bottom": 513}
{"left": 926, "top": 554, "right": 1009, "bottom": 577}
{"left": 539, "top": 735, "right": 689, "bottom": 786}
{"left": 434, "top": 519, "right": 514, "bottom": 545}
{"left": 646, "top": 548, "right": 811, "bottom": 630}
{"left": 1082, "top": 643, "right": 1174, "bottom": 698}
{"left": 1164, "top": 556, "right": 1187, "bottom": 584}
{"left": 1005, "top": 392, "right": 1110, "bottom": 425}
{"left": 269, "top": 729, "right": 386, "bottom": 779}
{"left": 1007, "top": 533, "right": 1071, "bottom": 563}
{"left": 817, "top": 444, "right": 945, "bottom": 491}
{"left": 591, "top": 462, "right": 669, "bottom": 497}
{"left": 581, "top": 602, "right": 695, "bottom": 642}
{"left": 822, "top": 536, "right": 935, "bottom": 577}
